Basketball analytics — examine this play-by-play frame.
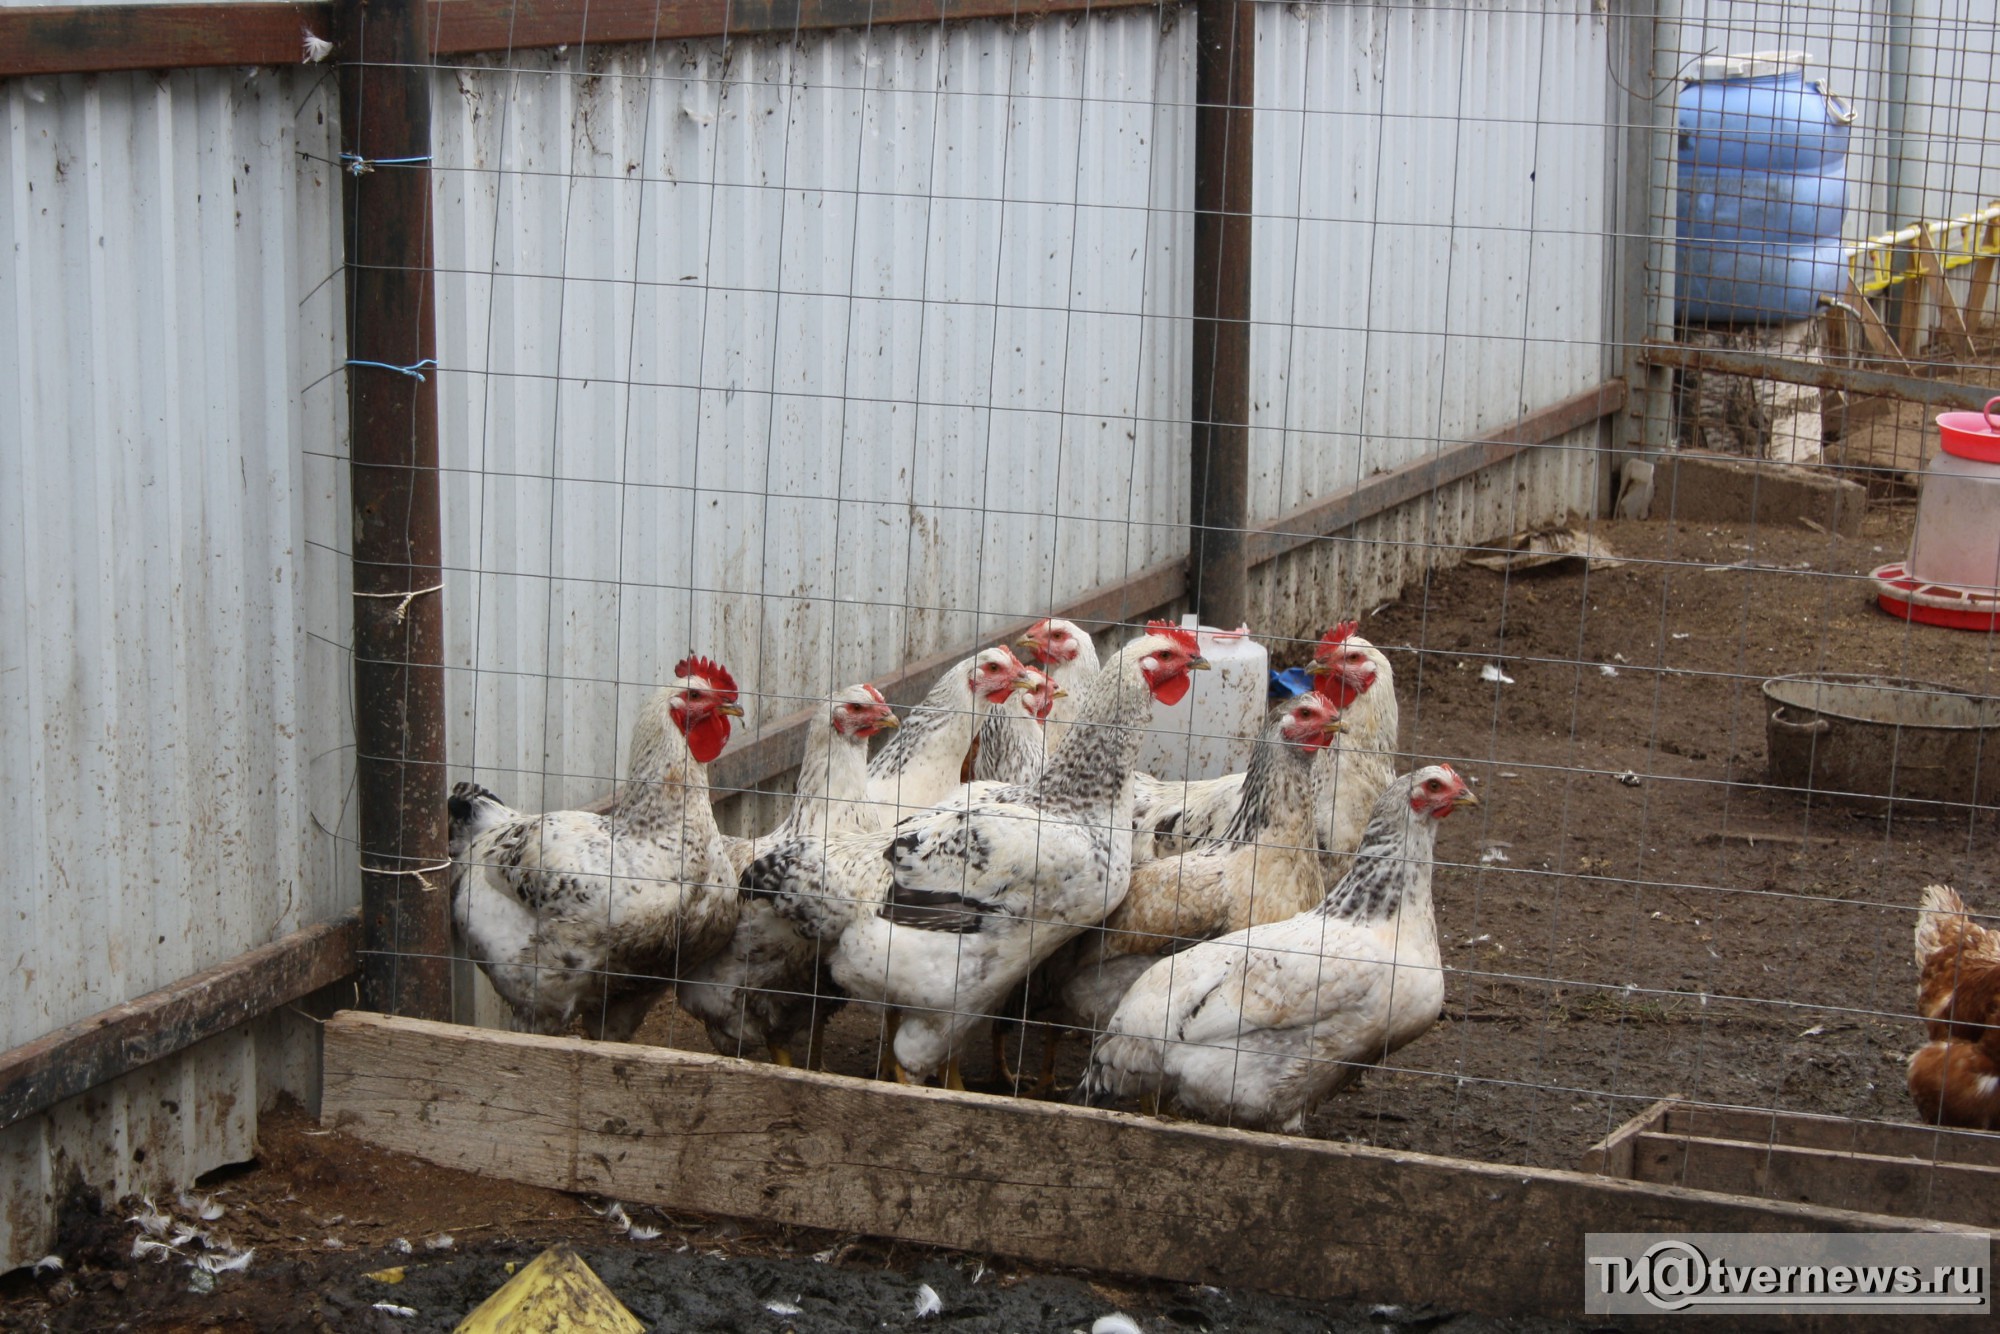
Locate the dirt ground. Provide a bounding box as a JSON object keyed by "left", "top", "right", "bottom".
{"left": 8, "top": 504, "right": 1995, "bottom": 1331}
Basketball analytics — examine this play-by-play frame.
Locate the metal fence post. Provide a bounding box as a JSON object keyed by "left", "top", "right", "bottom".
{"left": 337, "top": 0, "right": 452, "bottom": 1019}
{"left": 1608, "top": 0, "right": 1679, "bottom": 505}
{"left": 1190, "top": 0, "right": 1255, "bottom": 629}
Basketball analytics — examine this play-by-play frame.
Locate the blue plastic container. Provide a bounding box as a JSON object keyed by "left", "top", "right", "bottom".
{"left": 1676, "top": 52, "right": 1853, "bottom": 325}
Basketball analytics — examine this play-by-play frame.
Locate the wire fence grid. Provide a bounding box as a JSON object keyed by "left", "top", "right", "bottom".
{"left": 310, "top": 0, "right": 2000, "bottom": 1202}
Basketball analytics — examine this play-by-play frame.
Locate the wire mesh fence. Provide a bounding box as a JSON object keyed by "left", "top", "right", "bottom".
{"left": 318, "top": 0, "right": 2000, "bottom": 1217}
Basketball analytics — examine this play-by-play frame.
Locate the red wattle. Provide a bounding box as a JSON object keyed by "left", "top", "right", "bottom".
{"left": 686, "top": 715, "right": 730, "bottom": 764}
{"left": 1313, "top": 673, "right": 1361, "bottom": 710}
{"left": 1151, "top": 671, "right": 1192, "bottom": 707}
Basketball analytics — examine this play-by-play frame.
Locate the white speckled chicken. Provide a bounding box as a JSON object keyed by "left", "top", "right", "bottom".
{"left": 865, "top": 646, "right": 1037, "bottom": 820}
{"left": 818, "top": 623, "right": 1210, "bottom": 1088}
{"left": 1053, "top": 693, "right": 1344, "bottom": 1036}
{"left": 448, "top": 658, "right": 745, "bottom": 1041}
{"left": 972, "top": 665, "right": 1060, "bottom": 786}
{"left": 1077, "top": 764, "right": 1474, "bottom": 1132}
{"left": 677, "top": 684, "right": 900, "bottom": 1065}
{"left": 1014, "top": 617, "right": 1099, "bottom": 755}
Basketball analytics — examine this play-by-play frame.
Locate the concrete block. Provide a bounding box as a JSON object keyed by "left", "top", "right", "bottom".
{"left": 1653, "top": 451, "right": 1867, "bottom": 537}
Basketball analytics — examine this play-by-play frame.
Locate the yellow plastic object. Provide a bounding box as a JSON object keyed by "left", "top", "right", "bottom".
{"left": 452, "top": 1245, "right": 644, "bottom": 1334}
{"left": 365, "top": 1266, "right": 407, "bottom": 1284}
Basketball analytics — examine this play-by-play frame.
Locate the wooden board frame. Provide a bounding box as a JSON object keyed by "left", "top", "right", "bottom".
{"left": 322, "top": 1012, "right": 1979, "bottom": 1320}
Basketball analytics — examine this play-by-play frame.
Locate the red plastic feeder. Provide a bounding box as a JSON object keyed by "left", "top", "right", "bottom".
{"left": 1875, "top": 396, "right": 2000, "bottom": 631}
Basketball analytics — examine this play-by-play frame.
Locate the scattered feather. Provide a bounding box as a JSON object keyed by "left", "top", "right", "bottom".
{"left": 1466, "top": 526, "right": 1624, "bottom": 572}
{"left": 602, "top": 1202, "right": 632, "bottom": 1232}
{"left": 1479, "top": 846, "right": 1511, "bottom": 865}
{"left": 1479, "top": 664, "right": 1515, "bottom": 685}
{"left": 1670, "top": 632, "right": 1691, "bottom": 640}
{"left": 129, "top": 1199, "right": 172, "bottom": 1238}
{"left": 627, "top": 1225, "right": 663, "bottom": 1242}
{"left": 301, "top": 28, "right": 334, "bottom": 62}
{"left": 132, "top": 1237, "right": 178, "bottom": 1263}
{"left": 1616, "top": 770, "right": 1643, "bottom": 788}
{"left": 1599, "top": 662, "right": 1619, "bottom": 677}
{"left": 1799, "top": 1024, "right": 1828, "bottom": 1038}
{"left": 323, "top": 1238, "right": 347, "bottom": 1251}
{"left": 812, "top": 1248, "right": 837, "bottom": 1264}
{"left": 178, "top": 1191, "right": 226, "bottom": 1222}
{"left": 1093, "top": 1317, "right": 1144, "bottom": 1334}
{"left": 424, "top": 1234, "right": 455, "bottom": 1251}
{"left": 767, "top": 1300, "right": 804, "bottom": 1316}
{"left": 391, "top": 1237, "right": 414, "bottom": 1255}
{"left": 168, "top": 1224, "right": 202, "bottom": 1248}
{"left": 914, "top": 1283, "right": 942, "bottom": 1317}
{"left": 31, "top": 1255, "right": 62, "bottom": 1275}
{"left": 372, "top": 1303, "right": 419, "bottom": 1318}
{"left": 197, "top": 1248, "right": 255, "bottom": 1275}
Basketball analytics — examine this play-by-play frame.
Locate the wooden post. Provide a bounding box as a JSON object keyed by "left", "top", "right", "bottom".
{"left": 337, "top": 0, "right": 451, "bottom": 1020}
{"left": 1189, "top": 0, "right": 1253, "bottom": 630}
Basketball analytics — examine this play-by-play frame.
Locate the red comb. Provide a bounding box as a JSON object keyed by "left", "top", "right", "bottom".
{"left": 674, "top": 655, "right": 738, "bottom": 702}
{"left": 1318, "top": 620, "right": 1359, "bottom": 649}
{"left": 1145, "top": 618, "right": 1203, "bottom": 656}
{"left": 862, "top": 683, "right": 888, "bottom": 704}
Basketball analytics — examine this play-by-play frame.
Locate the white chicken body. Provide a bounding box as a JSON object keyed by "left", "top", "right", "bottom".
{"left": 450, "top": 665, "right": 743, "bottom": 1041}
{"left": 677, "top": 684, "right": 897, "bottom": 1060}
{"left": 1078, "top": 764, "right": 1470, "bottom": 1132}
{"left": 824, "top": 627, "right": 1209, "bottom": 1083}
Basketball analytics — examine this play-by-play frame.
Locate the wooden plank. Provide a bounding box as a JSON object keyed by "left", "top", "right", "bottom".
{"left": 1244, "top": 380, "right": 1628, "bottom": 569}
{"left": 1916, "top": 224, "right": 1977, "bottom": 358}
{"left": 428, "top": 0, "right": 1162, "bottom": 57}
{"left": 0, "top": 912, "right": 359, "bottom": 1131}
{"left": 1643, "top": 337, "right": 2000, "bottom": 410}
{"left": 0, "top": 2, "right": 329, "bottom": 77}
{"left": 1578, "top": 1095, "right": 1677, "bottom": 1177}
{"left": 1893, "top": 246, "right": 1926, "bottom": 359}
{"left": 1663, "top": 1104, "right": 2000, "bottom": 1169}
{"left": 1630, "top": 1132, "right": 2000, "bottom": 1229}
{"left": 1841, "top": 276, "right": 1914, "bottom": 367}
{"left": 321, "top": 1013, "right": 1976, "bottom": 1319}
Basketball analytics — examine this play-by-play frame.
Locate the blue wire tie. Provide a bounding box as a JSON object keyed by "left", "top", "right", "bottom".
{"left": 347, "top": 358, "right": 439, "bottom": 382}
{"left": 340, "top": 153, "right": 433, "bottom": 175}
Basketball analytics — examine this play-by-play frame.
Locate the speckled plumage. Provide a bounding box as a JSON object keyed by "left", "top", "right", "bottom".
{"left": 678, "top": 684, "right": 894, "bottom": 1059}
{"left": 449, "top": 674, "right": 741, "bottom": 1040}
{"left": 1077, "top": 764, "right": 1466, "bottom": 1132}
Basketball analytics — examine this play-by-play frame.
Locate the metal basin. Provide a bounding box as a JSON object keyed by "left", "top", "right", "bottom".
{"left": 1763, "top": 673, "right": 2000, "bottom": 810}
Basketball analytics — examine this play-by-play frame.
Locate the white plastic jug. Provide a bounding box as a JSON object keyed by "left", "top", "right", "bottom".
{"left": 1134, "top": 616, "right": 1270, "bottom": 781}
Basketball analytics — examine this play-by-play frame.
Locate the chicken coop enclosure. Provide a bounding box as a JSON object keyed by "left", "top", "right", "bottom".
{"left": 5, "top": 0, "right": 2000, "bottom": 1316}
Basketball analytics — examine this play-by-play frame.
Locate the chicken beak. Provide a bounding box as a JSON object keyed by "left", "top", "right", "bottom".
{"left": 1012, "top": 675, "right": 1039, "bottom": 694}
{"left": 872, "top": 712, "right": 901, "bottom": 731}
{"left": 1012, "top": 634, "right": 1043, "bottom": 660}
{"left": 1455, "top": 788, "right": 1481, "bottom": 808}
{"left": 1189, "top": 656, "right": 1212, "bottom": 671}
{"left": 1052, "top": 686, "right": 1069, "bottom": 699}
{"left": 718, "top": 701, "right": 746, "bottom": 718}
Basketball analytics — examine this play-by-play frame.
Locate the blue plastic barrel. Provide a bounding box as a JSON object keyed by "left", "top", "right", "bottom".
{"left": 1676, "top": 51, "right": 1853, "bottom": 325}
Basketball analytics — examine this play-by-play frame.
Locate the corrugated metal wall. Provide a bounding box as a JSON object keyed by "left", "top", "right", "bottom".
{"left": 432, "top": 11, "right": 1197, "bottom": 809}
{"left": 1246, "top": 0, "right": 1609, "bottom": 633}
{"left": 0, "top": 64, "right": 352, "bottom": 1269}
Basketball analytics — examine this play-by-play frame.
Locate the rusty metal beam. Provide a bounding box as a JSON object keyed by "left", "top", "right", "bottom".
{"left": 429, "top": 0, "right": 1164, "bottom": 58}
{"left": 1187, "top": 0, "right": 1254, "bottom": 631}
{"left": 0, "top": 3, "right": 329, "bottom": 77}
{"left": 340, "top": 0, "right": 453, "bottom": 1020}
{"left": 0, "top": 0, "right": 1166, "bottom": 76}
{"left": 1640, "top": 340, "right": 1995, "bottom": 413}
{"left": 1245, "top": 380, "right": 1629, "bottom": 568}
{"left": 0, "top": 913, "right": 359, "bottom": 1131}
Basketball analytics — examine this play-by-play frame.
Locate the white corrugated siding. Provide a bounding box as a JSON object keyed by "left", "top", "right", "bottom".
{"left": 432, "top": 11, "right": 1196, "bottom": 808}
{"left": 1247, "top": 0, "right": 1609, "bottom": 633}
{"left": 0, "top": 65, "right": 351, "bottom": 1269}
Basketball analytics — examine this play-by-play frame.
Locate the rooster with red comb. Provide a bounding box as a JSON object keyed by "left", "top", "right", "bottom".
{"left": 447, "top": 655, "right": 746, "bottom": 1041}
